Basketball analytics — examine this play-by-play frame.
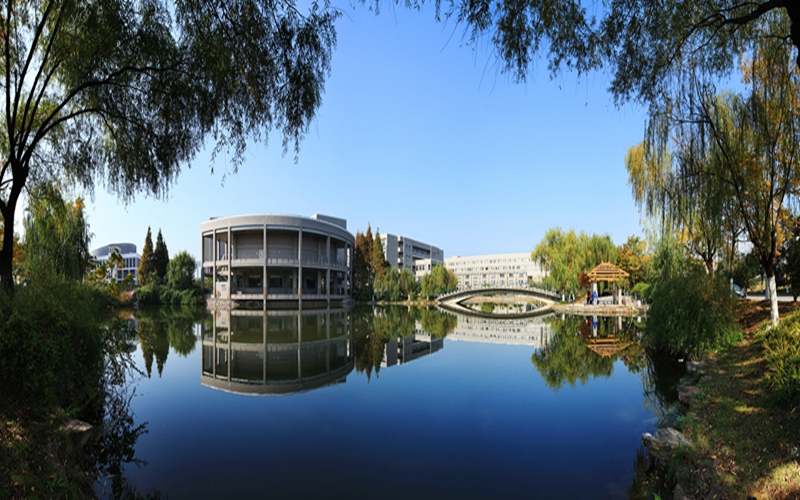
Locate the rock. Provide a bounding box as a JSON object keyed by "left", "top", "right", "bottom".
{"left": 678, "top": 385, "right": 701, "bottom": 405}
{"left": 674, "top": 484, "right": 693, "bottom": 500}
{"left": 686, "top": 360, "right": 705, "bottom": 373}
{"left": 643, "top": 427, "right": 693, "bottom": 461}
{"left": 61, "top": 419, "right": 94, "bottom": 450}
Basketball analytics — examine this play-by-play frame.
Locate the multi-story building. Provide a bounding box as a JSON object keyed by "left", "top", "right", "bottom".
{"left": 415, "top": 252, "right": 546, "bottom": 289}
{"left": 200, "top": 213, "right": 354, "bottom": 307}
{"left": 379, "top": 233, "right": 443, "bottom": 273}
{"left": 90, "top": 243, "right": 141, "bottom": 284}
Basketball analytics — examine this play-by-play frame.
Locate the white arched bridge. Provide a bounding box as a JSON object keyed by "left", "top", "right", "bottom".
{"left": 436, "top": 286, "right": 558, "bottom": 318}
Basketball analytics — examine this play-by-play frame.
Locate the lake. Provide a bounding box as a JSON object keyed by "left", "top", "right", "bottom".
{"left": 95, "top": 306, "right": 683, "bottom": 499}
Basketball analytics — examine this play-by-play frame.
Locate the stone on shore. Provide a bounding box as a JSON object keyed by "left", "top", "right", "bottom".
{"left": 643, "top": 427, "right": 693, "bottom": 461}
{"left": 678, "top": 385, "right": 702, "bottom": 405}
{"left": 61, "top": 419, "right": 94, "bottom": 450}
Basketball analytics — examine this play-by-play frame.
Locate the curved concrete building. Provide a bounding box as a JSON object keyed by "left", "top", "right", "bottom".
{"left": 201, "top": 214, "right": 354, "bottom": 307}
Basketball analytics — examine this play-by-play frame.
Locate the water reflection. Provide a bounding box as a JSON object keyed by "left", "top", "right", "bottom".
{"left": 201, "top": 308, "right": 353, "bottom": 395}
{"left": 95, "top": 306, "right": 689, "bottom": 499}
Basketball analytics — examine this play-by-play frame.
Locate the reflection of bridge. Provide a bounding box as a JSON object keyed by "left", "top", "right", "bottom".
{"left": 436, "top": 286, "right": 558, "bottom": 318}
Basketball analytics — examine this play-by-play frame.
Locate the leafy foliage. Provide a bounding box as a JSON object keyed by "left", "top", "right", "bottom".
{"left": 134, "top": 284, "right": 198, "bottom": 306}
{"left": 22, "top": 183, "right": 91, "bottom": 281}
{"left": 0, "top": 0, "right": 339, "bottom": 292}
{"left": 153, "top": 230, "right": 170, "bottom": 285}
{"left": 371, "top": 230, "right": 388, "bottom": 280}
{"left": 167, "top": 251, "right": 197, "bottom": 291}
{"left": 532, "top": 227, "right": 616, "bottom": 298}
{"left": 758, "top": 309, "right": 800, "bottom": 406}
{"left": 646, "top": 269, "right": 742, "bottom": 359}
{"left": 420, "top": 263, "right": 458, "bottom": 298}
{"left": 139, "top": 227, "right": 156, "bottom": 286}
{"left": 0, "top": 274, "right": 107, "bottom": 405}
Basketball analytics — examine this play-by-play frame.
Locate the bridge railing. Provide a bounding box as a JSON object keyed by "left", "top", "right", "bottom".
{"left": 436, "top": 285, "right": 559, "bottom": 302}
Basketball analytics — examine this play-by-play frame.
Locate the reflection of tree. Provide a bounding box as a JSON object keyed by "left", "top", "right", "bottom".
{"left": 532, "top": 316, "right": 614, "bottom": 390}
{"left": 639, "top": 348, "right": 685, "bottom": 417}
{"left": 136, "top": 307, "right": 202, "bottom": 376}
{"left": 89, "top": 317, "right": 153, "bottom": 498}
{"left": 420, "top": 308, "right": 457, "bottom": 338}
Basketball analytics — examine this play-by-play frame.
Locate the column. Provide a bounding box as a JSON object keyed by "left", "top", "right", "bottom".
{"left": 227, "top": 226, "right": 232, "bottom": 297}
{"left": 297, "top": 228, "right": 303, "bottom": 306}
{"left": 326, "top": 234, "right": 331, "bottom": 304}
{"left": 263, "top": 225, "right": 268, "bottom": 308}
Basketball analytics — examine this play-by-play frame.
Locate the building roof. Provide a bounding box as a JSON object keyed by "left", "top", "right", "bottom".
{"left": 586, "top": 262, "right": 629, "bottom": 283}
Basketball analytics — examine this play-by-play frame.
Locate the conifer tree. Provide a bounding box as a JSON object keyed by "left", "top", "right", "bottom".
{"left": 139, "top": 227, "right": 156, "bottom": 285}
{"left": 153, "top": 229, "right": 170, "bottom": 284}
{"left": 371, "top": 229, "right": 388, "bottom": 280}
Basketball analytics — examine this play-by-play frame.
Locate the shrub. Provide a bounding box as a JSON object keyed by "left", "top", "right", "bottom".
{"left": 134, "top": 284, "right": 199, "bottom": 306}
{"left": 631, "top": 282, "right": 652, "bottom": 302}
{"left": 0, "top": 275, "right": 106, "bottom": 405}
{"left": 645, "top": 269, "right": 742, "bottom": 359}
{"left": 759, "top": 311, "right": 800, "bottom": 406}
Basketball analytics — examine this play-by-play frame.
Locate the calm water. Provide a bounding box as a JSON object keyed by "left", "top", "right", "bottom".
{"left": 96, "top": 306, "right": 682, "bottom": 499}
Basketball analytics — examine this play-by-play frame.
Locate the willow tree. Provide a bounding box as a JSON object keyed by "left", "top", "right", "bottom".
{"left": 637, "top": 12, "right": 800, "bottom": 325}
{"left": 0, "top": 0, "right": 337, "bottom": 293}
{"left": 22, "top": 183, "right": 90, "bottom": 280}
{"left": 532, "top": 227, "right": 616, "bottom": 300}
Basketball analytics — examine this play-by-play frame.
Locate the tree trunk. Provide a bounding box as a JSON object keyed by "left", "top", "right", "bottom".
{"left": 0, "top": 200, "right": 16, "bottom": 296}
{"left": 767, "top": 274, "right": 779, "bottom": 327}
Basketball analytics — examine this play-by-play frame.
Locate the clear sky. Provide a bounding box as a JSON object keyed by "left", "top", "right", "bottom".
{"left": 70, "top": 3, "right": 648, "bottom": 259}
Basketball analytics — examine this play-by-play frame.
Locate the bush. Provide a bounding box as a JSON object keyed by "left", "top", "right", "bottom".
{"left": 134, "top": 284, "right": 199, "bottom": 306}
{"left": 759, "top": 311, "right": 800, "bottom": 406}
{"left": 0, "top": 275, "right": 106, "bottom": 405}
{"left": 645, "top": 269, "right": 742, "bottom": 359}
{"left": 631, "top": 282, "right": 651, "bottom": 302}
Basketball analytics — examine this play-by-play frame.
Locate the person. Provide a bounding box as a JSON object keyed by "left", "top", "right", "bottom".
{"left": 586, "top": 290, "right": 591, "bottom": 305}
{"left": 592, "top": 290, "right": 598, "bottom": 305}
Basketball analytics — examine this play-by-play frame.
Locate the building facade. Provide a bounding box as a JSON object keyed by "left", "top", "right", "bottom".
{"left": 415, "top": 252, "right": 546, "bottom": 289}
{"left": 380, "top": 233, "right": 443, "bottom": 274}
{"left": 200, "top": 214, "right": 355, "bottom": 306}
{"left": 90, "top": 243, "right": 141, "bottom": 284}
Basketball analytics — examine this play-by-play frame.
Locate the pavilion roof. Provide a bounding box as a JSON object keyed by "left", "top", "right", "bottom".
{"left": 586, "top": 262, "right": 629, "bottom": 283}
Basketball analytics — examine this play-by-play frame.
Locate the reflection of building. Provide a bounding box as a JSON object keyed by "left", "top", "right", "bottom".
{"left": 382, "top": 330, "right": 444, "bottom": 367}
{"left": 446, "top": 313, "right": 553, "bottom": 348}
{"left": 201, "top": 308, "right": 353, "bottom": 395}
{"left": 379, "top": 233, "right": 443, "bottom": 274}
{"left": 441, "top": 253, "right": 546, "bottom": 290}
{"left": 90, "top": 243, "right": 141, "bottom": 284}
{"left": 200, "top": 214, "right": 355, "bottom": 307}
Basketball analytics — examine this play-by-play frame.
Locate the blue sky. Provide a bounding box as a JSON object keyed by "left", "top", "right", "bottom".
{"left": 75, "top": 3, "right": 648, "bottom": 259}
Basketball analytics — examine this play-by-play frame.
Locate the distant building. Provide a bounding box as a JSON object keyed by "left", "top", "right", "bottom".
{"left": 415, "top": 252, "right": 546, "bottom": 289}
{"left": 90, "top": 243, "right": 141, "bottom": 284}
{"left": 379, "top": 233, "right": 443, "bottom": 274}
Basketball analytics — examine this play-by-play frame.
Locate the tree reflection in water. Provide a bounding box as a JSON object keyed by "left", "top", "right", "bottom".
{"left": 353, "top": 306, "right": 457, "bottom": 380}
{"left": 91, "top": 316, "right": 150, "bottom": 498}
{"left": 135, "top": 307, "right": 200, "bottom": 377}
{"left": 532, "top": 314, "right": 685, "bottom": 499}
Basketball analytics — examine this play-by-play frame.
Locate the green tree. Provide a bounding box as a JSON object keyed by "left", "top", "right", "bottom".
{"left": 616, "top": 236, "right": 650, "bottom": 287}
{"left": 532, "top": 227, "right": 616, "bottom": 299}
{"left": 639, "top": 12, "right": 800, "bottom": 325}
{"left": 22, "top": 183, "right": 91, "bottom": 281}
{"left": 153, "top": 230, "right": 170, "bottom": 285}
{"left": 139, "top": 228, "right": 156, "bottom": 286}
{"left": 167, "top": 251, "right": 197, "bottom": 291}
{"left": 0, "top": 0, "right": 338, "bottom": 293}
{"left": 353, "top": 225, "right": 374, "bottom": 295}
{"left": 420, "top": 263, "right": 457, "bottom": 298}
{"left": 371, "top": 229, "right": 388, "bottom": 281}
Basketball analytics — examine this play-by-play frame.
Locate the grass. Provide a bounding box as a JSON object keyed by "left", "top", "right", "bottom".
{"left": 0, "top": 401, "right": 95, "bottom": 499}
{"left": 676, "top": 299, "right": 800, "bottom": 499}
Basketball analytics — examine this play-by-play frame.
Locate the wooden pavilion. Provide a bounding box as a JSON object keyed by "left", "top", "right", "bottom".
{"left": 586, "top": 262, "right": 629, "bottom": 304}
